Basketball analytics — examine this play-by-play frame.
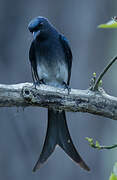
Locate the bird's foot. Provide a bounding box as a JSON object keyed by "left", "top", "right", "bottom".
{"left": 63, "top": 82, "right": 71, "bottom": 95}
{"left": 33, "top": 79, "right": 45, "bottom": 89}
{"left": 33, "top": 81, "right": 39, "bottom": 89}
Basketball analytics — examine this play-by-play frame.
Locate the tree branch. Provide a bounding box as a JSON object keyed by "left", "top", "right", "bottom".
{"left": 0, "top": 82, "right": 117, "bottom": 120}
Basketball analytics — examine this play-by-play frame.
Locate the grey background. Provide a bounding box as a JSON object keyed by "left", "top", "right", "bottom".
{"left": 0, "top": 0, "right": 117, "bottom": 179}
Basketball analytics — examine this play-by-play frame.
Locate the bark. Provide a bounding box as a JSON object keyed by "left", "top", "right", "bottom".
{"left": 0, "top": 83, "right": 117, "bottom": 120}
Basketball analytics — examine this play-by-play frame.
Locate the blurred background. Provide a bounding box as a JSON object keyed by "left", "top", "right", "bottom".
{"left": 0, "top": 0, "right": 117, "bottom": 179}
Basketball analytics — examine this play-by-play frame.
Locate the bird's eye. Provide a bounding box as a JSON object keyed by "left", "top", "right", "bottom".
{"left": 39, "top": 22, "right": 44, "bottom": 27}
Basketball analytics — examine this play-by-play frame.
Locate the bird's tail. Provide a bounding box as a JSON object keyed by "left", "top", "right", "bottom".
{"left": 33, "top": 108, "right": 90, "bottom": 172}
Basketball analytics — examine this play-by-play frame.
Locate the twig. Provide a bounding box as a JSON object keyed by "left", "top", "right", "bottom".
{"left": 93, "top": 56, "right": 117, "bottom": 91}
{"left": 86, "top": 137, "right": 117, "bottom": 150}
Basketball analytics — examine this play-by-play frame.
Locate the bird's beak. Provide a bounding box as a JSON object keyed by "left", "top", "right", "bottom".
{"left": 33, "top": 30, "right": 40, "bottom": 40}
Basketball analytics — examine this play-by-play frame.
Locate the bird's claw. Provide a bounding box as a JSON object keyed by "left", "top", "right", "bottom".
{"left": 63, "top": 82, "right": 71, "bottom": 95}
{"left": 33, "top": 79, "right": 45, "bottom": 89}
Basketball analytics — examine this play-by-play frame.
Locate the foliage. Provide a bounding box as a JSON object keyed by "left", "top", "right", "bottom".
{"left": 109, "top": 163, "right": 117, "bottom": 180}
{"left": 98, "top": 17, "right": 117, "bottom": 28}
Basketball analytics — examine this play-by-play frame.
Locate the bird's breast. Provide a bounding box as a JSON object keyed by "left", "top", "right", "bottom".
{"left": 37, "top": 55, "right": 68, "bottom": 87}
{"left": 35, "top": 38, "right": 69, "bottom": 87}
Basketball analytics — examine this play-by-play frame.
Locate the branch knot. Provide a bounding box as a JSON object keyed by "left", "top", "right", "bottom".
{"left": 22, "top": 86, "right": 35, "bottom": 102}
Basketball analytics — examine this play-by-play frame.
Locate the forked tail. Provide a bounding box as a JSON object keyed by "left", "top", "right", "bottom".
{"left": 33, "top": 108, "right": 90, "bottom": 172}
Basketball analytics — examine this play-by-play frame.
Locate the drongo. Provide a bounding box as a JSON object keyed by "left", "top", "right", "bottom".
{"left": 28, "top": 16, "right": 90, "bottom": 172}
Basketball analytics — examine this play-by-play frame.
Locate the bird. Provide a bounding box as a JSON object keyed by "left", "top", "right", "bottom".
{"left": 28, "top": 16, "right": 90, "bottom": 172}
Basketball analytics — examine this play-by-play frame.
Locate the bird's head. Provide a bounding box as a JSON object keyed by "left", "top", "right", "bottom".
{"left": 28, "top": 16, "right": 54, "bottom": 40}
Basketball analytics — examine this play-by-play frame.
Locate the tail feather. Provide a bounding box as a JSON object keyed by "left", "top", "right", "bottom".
{"left": 33, "top": 109, "right": 57, "bottom": 171}
{"left": 57, "top": 111, "right": 90, "bottom": 171}
{"left": 33, "top": 108, "right": 90, "bottom": 172}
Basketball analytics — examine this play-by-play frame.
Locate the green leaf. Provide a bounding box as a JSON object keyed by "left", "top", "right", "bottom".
{"left": 85, "top": 137, "right": 94, "bottom": 147}
{"left": 95, "top": 141, "right": 101, "bottom": 149}
{"left": 99, "top": 80, "right": 102, "bottom": 87}
{"left": 93, "top": 72, "right": 96, "bottom": 78}
{"left": 109, "top": 173, "right": 117, "bottom": 180}
{"left": 85, "top": 137, "right": 93, "bottom": 144}
{"left": 98, "top": 18, "right": 117, "bottom": 28}
{"left": 109, "top": 163, "right": 117, "bottom": 180}
{"left": 113, "top": 163, "right": 117, "bottom": 176}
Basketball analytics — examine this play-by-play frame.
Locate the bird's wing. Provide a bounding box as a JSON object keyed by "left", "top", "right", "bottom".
{"left": 29, "top": 41, "right": 39, "bottom": 82}
{"left": 59, "top": 34, "right": 72, "bottom": 85}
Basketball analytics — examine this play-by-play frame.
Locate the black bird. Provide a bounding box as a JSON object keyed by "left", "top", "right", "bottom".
{"left": 28, "top": 16, "right": 90, "bottom": 172}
